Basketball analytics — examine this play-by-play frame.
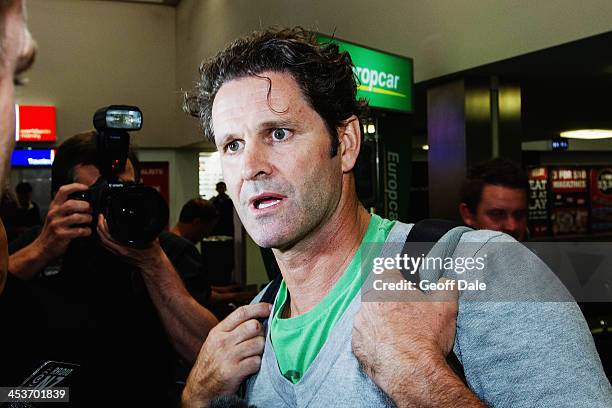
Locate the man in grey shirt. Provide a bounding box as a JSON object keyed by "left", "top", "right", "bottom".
{"left": 181, "top": 27, "right": 611, "bottom": 407}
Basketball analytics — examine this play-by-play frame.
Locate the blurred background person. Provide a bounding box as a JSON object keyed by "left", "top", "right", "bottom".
{"left": 459, "top": 157, "right": 529, "bottom": 241}
{"left": 0, "top": 184, "right": 18, "bottom": 242}
{"left": 171, "top": 197, "right": 218, "bottom": 244}
{"left": 210, "top": 181, "right": 234, "bottom": 237}
{"left": 170, "top": 197, "right": 255, "bottom": 319}
{"left": 11, "top": 181, "right": 42, "bottom": 238}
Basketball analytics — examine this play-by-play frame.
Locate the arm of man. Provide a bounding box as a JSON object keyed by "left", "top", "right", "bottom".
{"left": 9, "top": 183, "right": 91, "bottom": 280}
{"left": 353, "top": 275, "right": 485, "bottom": 408}
{"left": 97, "top": 214, "right": 219, "bottom": 363}
{"left": 450, "top": 233, "right": 612, "bottom": 406}
{"left": 0, "top": 218, "right": 7, "bottom": 294}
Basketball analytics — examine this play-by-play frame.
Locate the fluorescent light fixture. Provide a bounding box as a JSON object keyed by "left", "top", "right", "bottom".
{"left": 560, "top": 129, "right": 612, "bottom": 140}
{"left": 421, "top": 144, "right": 429, "bottom": 151}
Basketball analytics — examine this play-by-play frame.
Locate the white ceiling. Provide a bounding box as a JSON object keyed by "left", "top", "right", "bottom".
{"left": 96, "top": 0, "right": 180, "bottom": 6}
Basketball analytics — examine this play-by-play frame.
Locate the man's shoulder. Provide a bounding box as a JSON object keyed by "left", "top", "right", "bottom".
{"left": 459, "top": 228, "right": 511, "bottom": 243}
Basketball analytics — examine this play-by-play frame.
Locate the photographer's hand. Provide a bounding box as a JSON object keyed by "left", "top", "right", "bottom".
{"left": 352, "top": 272, "right": 485, "bottom": 408}
{"left": 97, "top": 214, "right": 219, "bottom": 362}
{"left": 9, "top": 183, "right": 92, "bottom": 280}
{"left": 96, "top": 213, "right": 163, "bottom": 268}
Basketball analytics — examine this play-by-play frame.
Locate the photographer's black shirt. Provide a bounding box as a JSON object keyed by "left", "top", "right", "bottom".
{"left": 2, "top": 228, "right": 209, "bottom": 406}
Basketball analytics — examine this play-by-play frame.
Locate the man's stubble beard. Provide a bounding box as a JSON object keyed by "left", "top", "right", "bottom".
{"left": 240, "top": 174, "right": 339, "bottom": 250}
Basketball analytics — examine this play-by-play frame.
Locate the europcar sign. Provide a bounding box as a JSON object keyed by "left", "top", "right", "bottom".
{"left": 317, "top": 35, "right": 413, "bottom": 113}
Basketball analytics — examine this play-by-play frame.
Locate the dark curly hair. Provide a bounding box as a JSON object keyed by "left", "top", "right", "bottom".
{"left": 460, "top": 157, "right": 529, "bottom": 214}
{"left": 184, "top": 26, "right": 367, "bottom": 156}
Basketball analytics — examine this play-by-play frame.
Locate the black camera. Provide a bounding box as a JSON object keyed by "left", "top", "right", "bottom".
{"left": 69, "top": 105, "right": 169, "bottom": 247}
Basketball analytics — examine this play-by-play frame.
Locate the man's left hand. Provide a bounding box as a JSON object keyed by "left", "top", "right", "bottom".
{"left": 352, "top": 273, "right": 464, "bottom": 406}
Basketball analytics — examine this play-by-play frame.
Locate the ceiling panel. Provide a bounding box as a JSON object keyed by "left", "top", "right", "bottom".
{"left": 96, "top": 0, "right": 180, "bottom": 6}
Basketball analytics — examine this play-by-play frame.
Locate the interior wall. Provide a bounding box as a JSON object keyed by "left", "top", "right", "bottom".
{"left": 137, "top": 149, "right": 199, "bottom": 227}
{"left": 175, "top": 0, "right": 612, "bottom": 146}
{"left": 21, "top": 0, "right": 612, "bottom": 148}
{"left": 20, "top": 0, "right": 176, "bottom": 147}
{"left": 245, "top": 236, "right": 268, "bottom": 287}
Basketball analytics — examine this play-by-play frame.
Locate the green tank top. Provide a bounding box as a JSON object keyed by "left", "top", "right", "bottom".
{"left": 269, "top": 214, "right": 395, "bottom": 383}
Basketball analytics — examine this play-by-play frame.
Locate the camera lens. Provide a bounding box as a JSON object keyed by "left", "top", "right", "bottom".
{"left": 104, "top": 185, "right": 169, "bottom": 247}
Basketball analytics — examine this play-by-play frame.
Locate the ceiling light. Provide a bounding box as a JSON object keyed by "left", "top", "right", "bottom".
{"left": 421, "top": 144, "right": 429, "bottom": 151}
{"left": 560, "top": 129, "right": 612, "bottom": 140}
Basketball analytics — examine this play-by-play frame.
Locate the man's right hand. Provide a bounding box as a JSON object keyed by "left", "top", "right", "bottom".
{"left": 33, "top": 183, "right": 92, "bottom": 262}
{"left": 182, "top": 302, "right": 271, "bottom": 408}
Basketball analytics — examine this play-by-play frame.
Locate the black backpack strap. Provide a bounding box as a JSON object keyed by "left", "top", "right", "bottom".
{"left": 240, "top": 274, "right": 283, "bottom": 397}
{"left": 403, "top": 218, "right": 468, "bottom": 385}
{"left": 255, "top": 274, "right": 283, "bottom": 330}
{"left": 260, "top": 274, "right": 283, "bottom": 306}
{"left": 405, "top": 218, "right": 462, "bottom": 243}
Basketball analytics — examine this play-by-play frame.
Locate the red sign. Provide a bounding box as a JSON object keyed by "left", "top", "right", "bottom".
{"left": 550, "top": 168, "right": 588, "bottom": 193}
{"left": 590, "top": 167, "right": 612, "bottom": 232}
{"left": 550, "top": 167, "right": 588, "bottom": 236}
{"left": 140, "top": 161, "right": 169, "bottom": 205}
{"left": 15, "top": 105, "right": 57, "bottom": 142}
{"left": 527, "top": 167, "right": 549, "bottom": 238}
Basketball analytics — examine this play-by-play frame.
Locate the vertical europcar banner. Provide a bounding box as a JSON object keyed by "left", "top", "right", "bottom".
{"left": 528, "top": 167, "right": 549, "bottom": 238}
{"left": 590, "top": 167, "right": 612, "bottom": 233}
{"left": 382, "top": 141, "right": 410, "bottom": 221}
{"left": 378, "top": 114, "right": 411, "bottom": 222}
{"left": 550, "top": 167, "right": 588, "bottom": 236}
{"left": 316, "top": 35, "right": 413, "bottom": 113}
{"left": 316, "top": 34, "right": 413, "bottom": 221}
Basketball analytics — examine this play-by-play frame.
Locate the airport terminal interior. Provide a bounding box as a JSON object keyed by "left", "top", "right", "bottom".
{"left": 2, "top": 0, "right": 612, "bottom": 405}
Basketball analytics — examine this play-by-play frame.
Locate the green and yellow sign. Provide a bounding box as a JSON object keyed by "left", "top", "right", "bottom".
{"left": 317, "top": 34, "right": 413, "bottom": 113}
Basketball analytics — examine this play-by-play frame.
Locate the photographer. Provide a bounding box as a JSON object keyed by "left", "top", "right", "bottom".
{"left": 7, "top": 131, "right": 218, "bottom": 405}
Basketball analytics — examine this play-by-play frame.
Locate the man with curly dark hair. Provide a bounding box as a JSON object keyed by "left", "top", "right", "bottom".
{"left": 181, "top": 27, "right": 611, "bottom": 408}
